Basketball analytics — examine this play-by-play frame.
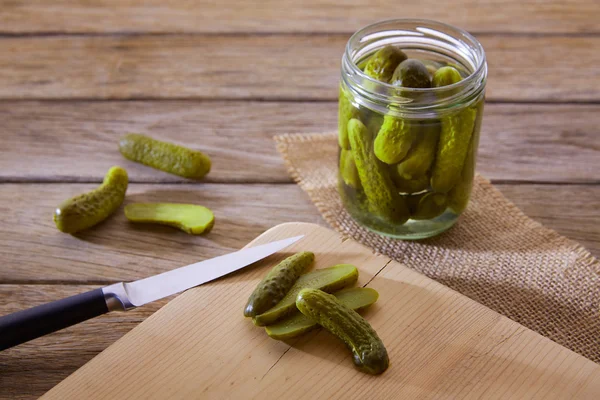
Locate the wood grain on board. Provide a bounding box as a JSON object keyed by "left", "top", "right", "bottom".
{"left": 0, "top": 35, "right": 598, "bottom": 101}
{"left": 0, "top": 183, "right": 597, "bottom": 284}
{"left": 42, "top": 223, "right": 600, "bottom": 399}
{"left": 1, "top": 102, "right": 598, "bottom": 184}
{"left": 1, "top": 0, "right": 598, "bottom": 34}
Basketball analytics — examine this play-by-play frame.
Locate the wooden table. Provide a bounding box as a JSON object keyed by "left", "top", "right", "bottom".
{"left": 0, "top": 2, "right": 598, "bottom": 398}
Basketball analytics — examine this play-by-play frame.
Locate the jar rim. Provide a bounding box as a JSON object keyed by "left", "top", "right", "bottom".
{"left": 345, "top": 19, "right": 486, "bottom": 93}
{"left": 342, "top": 19, "right": 487, "bottom": 116}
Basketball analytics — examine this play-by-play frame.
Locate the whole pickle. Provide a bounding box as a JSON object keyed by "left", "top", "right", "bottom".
{"left": 119, "top": 133, "right": 211, "bottom": 179}
{"left": 124, "top": 203, "right": 214, "bottom": 235}
{"left": 409, "top": 192, "right": 448, "bottom": 220}
{"left": 265, "top": 287, "right": 379, "bottom": 341}
{"left": 53, "top": 166, "right": 128, "bottom": 234}
{"left": 348, "top": 119, "right": 409, "bottom": 224}
{"left": 339, "top": 149, "right": 361, "bottom": 189}
{"left": 363, "top": 46, "right": 407, "bottom": 83}
{"left": 395, "top": 123, "right": 440, "bottom": 180}
{"left": 391, "top": 59, "right": 432, "bottom": 88}
{"left": 373, "top": 116, "right": 418, "bottom": 165}
{"left": 253, "top": 264, "right": 358, "bottom": 326}
{"left": 338, "top": 85, "right": 359, "bottom": 150}
{"left": 432, "top": 66, "right": 462, "bottom": 88}
{"left": 244, "top": 252, "right": 315, "bottom": 318}
{"left": 448, "top": 100, "right": 484, "bottom": 213}
{"left": 431, "top": 66, "right": 477, "bottom": 193}
{"left": 391, "top": 174, "right": 430, "bottom": 194}
{"left": 296, "top": 288, "right": 389, "bottom": 375}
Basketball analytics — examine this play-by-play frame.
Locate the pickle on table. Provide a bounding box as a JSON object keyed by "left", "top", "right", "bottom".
{"left": 348, "top": 119, "right": 410, "bottom": 224}
{"left": 448, "top": 100, "right": 484, "bottom": 213}
{"left": 431, "top": 66, "right": 477, "bottom": 193}
{"left": 243, "top": 252, "right": 315, "bottom": 318}
{"left": 408, "top": 192, "right": 448, "bottom": 220}
{"left": 296, "top": 288, "right": 389, "bottom": 375}
{"left": 339, "top": 149, "right": 361, "bottom": 189}
{"left": 53, "top": 166, "right": 128, "bottom": 234}
{"left": 119, "top": 133, "right": 211, "bottom": 179}
{"left": 265, "top": 287, "right": 379, "bottom": 341}
{"left": 338, "top": 85, "right": 359, "bottom": 150}
{"left": 124, "top": 203, "right": 214, "bottom": 235}
{"left": 253, "top": 264, "right": 358, "bottom": 326}
{"left": 363, "top": 45, "right": 407, "bottom": 83}
{"left": 395, "top": 123, "right": 440, "bottom": 180}
{"left": 391, "top": 59, "right": 432, "bottom": 88}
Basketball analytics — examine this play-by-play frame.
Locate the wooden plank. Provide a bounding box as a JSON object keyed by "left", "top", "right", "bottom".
{"left": 0, "top": 35, "right": 598, "bottom": 101}
{"left": 1, "top": 0, "right": 598, "bottom": 34}
{"left": 42, "top": 223, "right": 600, "bottom": 399}
{"left": 0, "top": 284, "right": 167, "bottom": 400}
{"left": 0, "top": 183, "right": 597, "bottom": 284}
{"left": 1, "top": 102, "right": 598, "bottom": 184}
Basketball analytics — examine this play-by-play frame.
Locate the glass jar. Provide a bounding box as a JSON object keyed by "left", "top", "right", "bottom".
{"left": 338, "top": 19, "right": 487, "bottom": 240}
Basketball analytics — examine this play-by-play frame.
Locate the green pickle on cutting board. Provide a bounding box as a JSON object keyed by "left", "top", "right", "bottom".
{"left": 53, "top": 166, "right": 128, "bottom": 234}
{"left": 253, "top": 264, "right": 358, "bottom": 326}
{"left": 119, "top": 133, "right": 211, "bottom": 179}
{"left": 296, "top": 288, "right": 389, "bottom": 375}
{"left": 265, "top": 287, "right": 379, "bottom": 340}
{"left": 244, "top": 252, "right": 315, "bottom": 318}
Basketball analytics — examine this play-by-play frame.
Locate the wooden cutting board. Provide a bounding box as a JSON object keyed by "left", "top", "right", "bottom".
{"left": 43, "top": 222, "right": 600, "bottom": 399}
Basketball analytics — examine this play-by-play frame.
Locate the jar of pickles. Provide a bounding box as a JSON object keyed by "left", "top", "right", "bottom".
{"left": 338, "top": 19, "right": 487, "bottom": 239}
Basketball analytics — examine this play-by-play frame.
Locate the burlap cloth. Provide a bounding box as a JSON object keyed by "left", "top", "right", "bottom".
{"left": 275, "top": 132, "right": 599, "bottom": 363}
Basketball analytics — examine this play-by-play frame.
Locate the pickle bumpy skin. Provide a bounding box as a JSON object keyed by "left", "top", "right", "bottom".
{"left": 124, "top": 203, "right": 215, "bottom": 235}
{"left": 448, "top": 100, "right": 484, "bottom": 213}
{"left": 253, "top": 264, "right": 358, "bottom": 326}
{"left": 265, "top": 287, "right": 379, "bottom": 341}
{"left": 363, "top": 46, "right": 407, "bottom": 83}
{"left": 296, "top": 288, "right": 389, "bottom": 375}
{"left": 348, "top": 119, "right": 409, "bottom": 224}
{"left": 339, "top": 149, "right": 361, "bottom": 189}
{"left": 53, "top": 166, "right": 128, "bottom": 234}
{"left": 119, "top": 133, "right": 211, "bottom": 179}
{"left": 395, "top": 123, "right": 440, "bottom": 180}
{"left": 373, "top": 115, "right": 418, "bottom": 165}
{"left": 244, "top": 252, "right": 315, "bottom": 318}
{"left": 431, "top": 67, "right": 477, "bottom": 193}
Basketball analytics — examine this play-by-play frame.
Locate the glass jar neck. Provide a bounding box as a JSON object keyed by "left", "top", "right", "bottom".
{"left": 341, "top": 19, "right": 487, "bottom": 118}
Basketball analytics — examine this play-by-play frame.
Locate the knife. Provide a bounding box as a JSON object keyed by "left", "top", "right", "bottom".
{"left": 0, "top": 235, "right": 303, "bottom": 351}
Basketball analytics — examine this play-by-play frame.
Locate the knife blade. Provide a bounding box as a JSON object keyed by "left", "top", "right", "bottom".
{"left": 0, "top": 235, "right": 303, "bottom": 351}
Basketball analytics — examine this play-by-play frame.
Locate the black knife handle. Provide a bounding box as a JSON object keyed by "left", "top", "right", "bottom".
{"left": 0, "top": 288, "right": 108, "bottom": 351}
